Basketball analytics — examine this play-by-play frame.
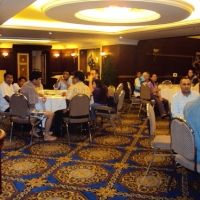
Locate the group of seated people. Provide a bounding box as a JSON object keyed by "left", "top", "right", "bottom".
{"left": 134, "top": 70, "right": 200, "bottom": 162}
{"left": 134, "top": 71, "right": 169, "bottom": 118}
{"left": 0, "top": 69, "right": 110, "bottom": 140}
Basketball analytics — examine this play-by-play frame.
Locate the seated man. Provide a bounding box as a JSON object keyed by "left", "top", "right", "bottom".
{"left": 88, "top": 69, "right": 99, "bottom": 93}
{"left": 171, "top": 77, "right": 199, "bottom": 118}
{"left": 186, "top": 69, "right": 198, "bottom": 86}
{"left": 13, "top": 76, "right": 26, "bottom": 93}
{"left": 21, "top": 71, "right": 57, "bottom": 141}
{"left": 148, "top": 74, "right": 168, "bottom": 119}
{"left": 0, "top": 72, "right": 14, "bottom": 112}
{"left": 184, "top": 97, "right": 200, "bottom": 162}
{"left": 53, "top": 70, "right": 72, "bottom": 90}
{"left": 54, "top": 71, "right": 91, "bottom": 136}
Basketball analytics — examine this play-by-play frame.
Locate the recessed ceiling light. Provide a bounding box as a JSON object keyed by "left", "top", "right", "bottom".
{"left": 49, "top": 32, "right": 52, "bottom": 34}
{"left": 119, "top": 36, "right": 122, "bottom": 39}
{"left": 0, "top": 34, "right": 2, "bottom": 37}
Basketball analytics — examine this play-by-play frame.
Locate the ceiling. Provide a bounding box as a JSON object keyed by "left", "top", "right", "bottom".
{"left": 0, "top": 0, "right": 200, "bottom": 49}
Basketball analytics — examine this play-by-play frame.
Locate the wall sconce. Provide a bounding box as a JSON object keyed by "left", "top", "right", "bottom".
{"left": 2, "top": 52, "right": 8, "bottom": 63}
{"left": 100, "top": 52, "right": 107, "bottom": 64}
{"left": 71, "top": 53, "right": 78, "bottom": 63}
{"left": 153, "top": 49, "right": 159, "bottom": 61}
{"left": 54, "top": 53, "right": 60, "bottom": 63}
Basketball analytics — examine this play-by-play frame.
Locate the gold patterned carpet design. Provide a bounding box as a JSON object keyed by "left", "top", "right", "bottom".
{"left": 0, "top": 104, "right": 199, "bottom": 200}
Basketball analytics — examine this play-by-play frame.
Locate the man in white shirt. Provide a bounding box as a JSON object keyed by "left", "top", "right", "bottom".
{"left": 13, "top": 76, "right": 26, "bottom": 93}
{"left": 171, "top": 77, "right": 199, "bottom": 118}
{"left": 0, "top": 72, "right": 14, "bottom": 112}
{"left": 53, "top": 70, "right": 72, "bottom": 90}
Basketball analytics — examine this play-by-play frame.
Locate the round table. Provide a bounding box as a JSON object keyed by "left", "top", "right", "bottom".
{"left": 35, "top": 95, "right": 66, "bottom": 112}
{"left": 160, "top": 86, "right": 180, "bottom": 103}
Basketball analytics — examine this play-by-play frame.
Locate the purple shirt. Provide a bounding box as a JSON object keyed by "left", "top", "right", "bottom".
{"left": 92, "top": 87, "right": 108, "bottom": 104}
{"left": 147, "top": 81, "right": 158, "bottom": 96}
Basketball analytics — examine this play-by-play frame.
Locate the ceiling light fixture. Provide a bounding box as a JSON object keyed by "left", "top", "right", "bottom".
{"left": 75, "top": 6, "right": 160, "bottom": 23}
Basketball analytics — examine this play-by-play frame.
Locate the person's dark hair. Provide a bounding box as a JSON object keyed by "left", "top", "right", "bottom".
{"left": 63, "top": 70, "right": 71, "bottom": 75}
{"left": 136, "top": 71, "right": 141, "bottom": 75}
{"left": 180, "top": 76, "right": 191, "bottom": 83}
{"left": 30, "top": 71, "right": 42, "bottom": 81}
{"left": 92, "top": 79, "right": 107, "bottom": 102}
{"left": 18, "top": 76, "right": 26, "bottom": 82}
{"left": 4, "top": 72, "right": 13, "bottom": 78}
{"left": 73, "top": 71, "right": 85, "bottom": 82}
{"left": 91, "top": 69, "right": 99, "bottom": 74}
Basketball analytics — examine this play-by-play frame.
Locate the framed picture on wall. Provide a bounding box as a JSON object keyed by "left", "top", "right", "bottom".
{"left": 17, "top": 53, "right": 29, "bottom": 80}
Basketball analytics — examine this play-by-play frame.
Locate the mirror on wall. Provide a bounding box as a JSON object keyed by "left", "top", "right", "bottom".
{"left": 78, "top": 47, "right": 102, "bottom": 78}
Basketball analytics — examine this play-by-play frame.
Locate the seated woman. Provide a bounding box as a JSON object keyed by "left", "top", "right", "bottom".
{"left": 90, "top": 79, "right": 108, "bottom": 124}
{"left": 147, "top": 74, "right": 168, "bottom": 119}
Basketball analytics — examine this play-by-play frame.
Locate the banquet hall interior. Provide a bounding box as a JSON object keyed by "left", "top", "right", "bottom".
{"left": 0, "top": 0, "right": 200, "bottom": 199}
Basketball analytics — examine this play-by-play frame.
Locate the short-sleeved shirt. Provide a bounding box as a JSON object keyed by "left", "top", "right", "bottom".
{"left": 171, "top": 90, "right": 199, "bottom": 118}
{"left": 21, "top": 81, "right": 39, "bottom": 108}
{"left": 66, "top": 81, "right": 90, "bottom": 100}
{"left": 13, "top": 83, "right": 20, "bottom": 93}
{"left": 0, "top": 81, "right": 14, "bottom": 111}
{"left": 147, "top": 81, "right": 158, "bottom": 96}
{"left": 53, "top": 77, "right": 72, "bottom": 90}
{"left": 134, "top": 76, "right": 145, "bottom": 97}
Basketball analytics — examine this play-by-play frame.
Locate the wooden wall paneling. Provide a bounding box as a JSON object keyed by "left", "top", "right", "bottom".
{"left": 79, "top": 49, "right": 87, "bottom": 73}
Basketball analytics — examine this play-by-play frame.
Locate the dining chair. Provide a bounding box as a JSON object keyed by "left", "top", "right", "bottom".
{"left": 93, "top": 90, "right": 125, "bottom": 135}
{"left": 138, "top": 84, "right": 155, "bottom": 117}
{"left": 9, "top": 93, "right": 41, "bottom": 144}
{"left": 107, "top": 85, "right": 115, "bottom": 97}
{"left": 144, "top": 103, "right": 171, "bottom": 176}
{"left": 114, "top": 83, "right": 123, "bottom": 105}
{"left": 167, "top": 118, "right": 200, "bottom": 192}
{"left": 62, "top": 94, "right": 92, "bottom": 144}
{"left": 162, "top": 80, "right": 172, "bottom": 85}
{"left": 127, "top": 81, "right": 141, "bottom": 113}
{"left": 0, "top": 112, "right": 10, "bottom": 128}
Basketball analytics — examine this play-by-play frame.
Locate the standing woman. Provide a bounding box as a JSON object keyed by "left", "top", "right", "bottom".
{"left": 147, "top": 74, "right": 168, "bottom": 119}
{"left": 90, "top": 79, "right": 108, "bottom": 124}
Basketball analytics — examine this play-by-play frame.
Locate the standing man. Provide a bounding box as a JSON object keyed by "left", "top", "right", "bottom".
{"left": 53, "top": 70, "right": 72, "bottom": 90}
{"left": 0, "top": 72, "right": 14, "bottom": 112}
{"left": 171, "top": 77, "right": 199, "bottom": 118}
{"left": 13, "top": 76, "right": 27, "bottom": 93}
{"left": 21, "top": 71, "right": 57, "bottom": 141}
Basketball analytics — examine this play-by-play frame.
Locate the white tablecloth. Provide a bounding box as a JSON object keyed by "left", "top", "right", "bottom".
{"left": 160, "top": 88, "right": 180, "bottom": 103}
{"left": 35, "top": 96, "right": 66, "bottom": 112}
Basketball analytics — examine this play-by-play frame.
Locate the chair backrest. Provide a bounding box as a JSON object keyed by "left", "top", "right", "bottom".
{"left": 114, "top": 83, "right": 123, "bottom": 104}
{"left": 170, "top": 118, "right": 195, "bottom": 161}
{"left": 127, "top": 82, "right": 132, "bottom": 99}
{"left": 117, "top": 90, "right": 125, "bottom": 111}
{"left": 9, "top": 93, "right": 30, "bottom": 116}
{"left": 107, "top": 86, "right": 115, "bottom": 97}
{"left": 69, "top": 94, "right": 90, "bottom": 123}
{"left": 140, "top": 84, "right": 151, "bottom": 100}
{"left": 146, "top": 103, "right": 156, "bottom": 136}
{"left": 162, "top": 80, "right": 172, "bottom": 85}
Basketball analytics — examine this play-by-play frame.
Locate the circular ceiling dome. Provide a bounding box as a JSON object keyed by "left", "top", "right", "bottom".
{"left": 75, "top": 7, "right": 160, "bottom": 23}
{"left": 42, "top": 0, "right": 194, "bottom": 26}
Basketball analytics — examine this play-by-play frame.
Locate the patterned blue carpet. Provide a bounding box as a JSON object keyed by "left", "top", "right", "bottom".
{"left": 0, "top": 105, "right": 199, "bottom": 200}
